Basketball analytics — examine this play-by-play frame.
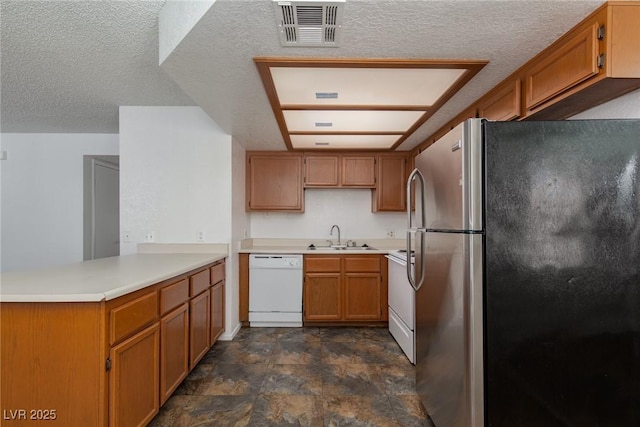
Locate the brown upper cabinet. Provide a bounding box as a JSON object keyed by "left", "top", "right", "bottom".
{"left": 304, "top": 155, "right": 340, "bottom": 187}
{"left": 341, "top": 156, "right": 376, "bottom": 187}
{"left": 304, "top": 154, "right": 376, "bottom": 188}
{"left": 414, "top": 1, "right": 640, "bottom": 154}
{"left": 477, "top": 78, "right": 522, "bottom": 121}
{"left": 246, "top": 152, "right": 304, "bottom": 212}
{"left": 248, "top": 151, "right": 409, "bottom": 212}
{"left": 373, "top": 153, "right": 408, "bottom": 212}
{"left": 523, "top": 2, "right": 640, "bottom": 119}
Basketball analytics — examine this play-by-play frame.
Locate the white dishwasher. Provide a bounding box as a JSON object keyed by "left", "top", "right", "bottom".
{"left": 249, "top": 254, "right": 303, "bottom": 327}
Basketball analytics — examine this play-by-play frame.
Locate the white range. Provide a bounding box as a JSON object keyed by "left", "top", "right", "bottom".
{"left": 386, "top": 249, "right": 415, "bottom": 363}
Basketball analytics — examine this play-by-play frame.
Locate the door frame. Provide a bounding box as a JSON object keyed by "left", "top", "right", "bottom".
{"left": 83, "top": 155, "right": 119, "bottom": 260}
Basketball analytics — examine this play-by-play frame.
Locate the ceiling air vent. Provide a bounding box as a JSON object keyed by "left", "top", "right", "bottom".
{"left": 273, "top": 0, "right": 345, "bottom": 47}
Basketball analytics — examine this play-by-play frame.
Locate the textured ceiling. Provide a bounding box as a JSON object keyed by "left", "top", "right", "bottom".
{"left": 2, "top": 0, "right": 604, "bottom": 150}
{"left": 0, "top": 0, "right": 194, "bottom": 134}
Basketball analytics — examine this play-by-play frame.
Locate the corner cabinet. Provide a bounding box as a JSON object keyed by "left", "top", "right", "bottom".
{"left": 303, "top": 254, "right": 388, "bottom": 324}
{"left": 246, "top": 152, "right": 304, "bottom": 212}
{"left": 0, "top": 259, "right": 226, "bottom": 427}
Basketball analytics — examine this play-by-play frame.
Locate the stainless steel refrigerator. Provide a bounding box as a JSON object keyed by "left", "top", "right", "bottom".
{"left": 406, "top": 118, "right": 640, "bottom": 427}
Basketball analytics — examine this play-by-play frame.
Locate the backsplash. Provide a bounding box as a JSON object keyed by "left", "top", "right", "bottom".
{"left": 249, "top": 188, "right": 405, "bottom": 240}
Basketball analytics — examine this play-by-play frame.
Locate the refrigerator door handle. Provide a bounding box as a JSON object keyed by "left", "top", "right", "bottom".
{"left": 406, "top": 167, "right": 426, "bottom": 291}
{"left": 406, "top": 231, "right": 425, "bottom": 291}
{"left": 406, "top": 168, "right": 426, "bottom": 229}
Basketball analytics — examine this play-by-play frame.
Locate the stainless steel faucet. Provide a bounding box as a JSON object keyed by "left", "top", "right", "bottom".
{"left": 330, "top": 224, "right": 341, "bottom": 246}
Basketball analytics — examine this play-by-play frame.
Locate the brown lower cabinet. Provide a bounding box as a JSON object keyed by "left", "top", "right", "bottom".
{"left": 0, "top": 258, "right": 226, "bottom": 427}
{"left": 160, "top": 303, "right": 189, "bottom": 405}
{"left": 189, "top": 289, "right": 211, "bottom": 369}
{"left": 303, "top": 254, "right": 387, "bottom": 323}
{"left": 110, "top": 323, "right": 160, "bottom": 427}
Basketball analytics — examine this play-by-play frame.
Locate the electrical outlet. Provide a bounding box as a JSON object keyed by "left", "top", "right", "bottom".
{"left": 122, "top": 231, "right": 131, "bottom": 243}
{"left": 144, "top": 231, "right": 155, "bottom": 242}
{"left": 386, "top": 230, "right": 395, "bottom": 238}
{"left": 197, "top": 231, "right": 205, "bottom": 242}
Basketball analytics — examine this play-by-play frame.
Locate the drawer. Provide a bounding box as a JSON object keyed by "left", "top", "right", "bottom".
{"left": 211, "top": 262, "right": 225, "bottom": 285}
{"left": 305, "top": 256, "right": 341, "bottom": 272}
{"left": 190, "top": 269, "right": 211, "bottom": 297}
{"left": 110, "top": 291, "right": 158, "bottom": 344}
{"left": 344, "top": 256, "right": 380, "bottom": 272}
{"left": 160, "top": 279, "right": 189, "bottom": 315}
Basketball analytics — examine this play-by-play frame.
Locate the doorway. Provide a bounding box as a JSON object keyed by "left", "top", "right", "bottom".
{"left": 84, "top": 155, "right": 119, "bottom": 260}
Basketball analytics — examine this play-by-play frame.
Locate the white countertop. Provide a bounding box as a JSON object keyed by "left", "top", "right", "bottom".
{"left": 0, "top": 252, "right": 226, "bottom": 303}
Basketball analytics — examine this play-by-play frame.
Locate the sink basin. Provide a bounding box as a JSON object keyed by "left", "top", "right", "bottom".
{"left": 307, "top": 244, "right": 376, "bottom": 251}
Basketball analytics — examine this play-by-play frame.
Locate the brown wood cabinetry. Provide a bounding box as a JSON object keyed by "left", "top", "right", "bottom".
{"left": 304, "top": 155, "right": 340, "bottom": 186}
{"left": 210, "top": 261, "right": 226, "bottom": 344}
{"left": 304, "top": 256, "right": 342, "bottom": 321}
{"left": 344, "top": 256, "right": 383, "bottom": 320}
{"left": 303, "top": 254, "right": 387, "bottom": 324}
{"left": 189, "top": 287, "right": 211, "bottom": 368}
{"left": 159, "top": 278, "right": 190, "bottom": 405}
{"left": 523, "top": 2, "right": 640, "bottom": 119}
{"left": 239, "top": 253, "right": 250, "bottom": 323}
{"left": 160, "top": 303, "right": 189, "bottom": 405}
{"left": 248, "top": 151, "right": 408, "bottom": 212}
{"left": 373, "top": 154, "right": 408, "bottom": 212}
{"left": 415, "top": 2, "right": 640, "bottom": 154}
{"left": 477, "top": 78, "right": 522, "bottom": 121}
{"left": 342, "top": 156, "right": 376, "bottom": 187}
{"left": 0, "top": 259, "right": 225, "bottom": 427}
{"left": 304, "top": 154, "right": 376, "bottom": 188}
{"left": 246, "top": 152, "right": 304, "bottom": 211}
{"left": 109, "top": 323, "right": 160, "bottom": 427}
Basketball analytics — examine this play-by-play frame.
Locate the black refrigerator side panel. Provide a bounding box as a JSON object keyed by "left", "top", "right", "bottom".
{"left": 483, "top": 120, "right": 640, "bottom": 427}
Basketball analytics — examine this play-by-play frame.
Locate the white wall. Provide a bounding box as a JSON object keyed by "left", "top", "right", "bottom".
{"left": 228, "top": 137, "right": 248, "bottom": 336}
{"left": 119, "top": 106, "right": 241, "bottom": 338}
{"left": 570, "top": 88, "right": 640, "bottom": 119}
{"left": 119, "top": 106, "right": 232, "bottom": 254}
{"left": 250, "top": 189, "right": 406, "bottom": 241}
{"left": 0, "top": 133, "right": 118, "bottom": 272}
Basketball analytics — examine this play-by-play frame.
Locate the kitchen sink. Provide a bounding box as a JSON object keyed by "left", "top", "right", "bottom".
{"left": 307, "top": 244, "right": 377, "bottom": 251}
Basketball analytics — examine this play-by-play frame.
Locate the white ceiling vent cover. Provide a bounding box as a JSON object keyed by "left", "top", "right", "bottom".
{"left": 273, "top": 0, "right": 345, "bottom": 47}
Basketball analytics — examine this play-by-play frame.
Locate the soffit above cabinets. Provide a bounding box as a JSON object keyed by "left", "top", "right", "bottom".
{"left": 254, "top": 57, "right": 488, "bottom": 151}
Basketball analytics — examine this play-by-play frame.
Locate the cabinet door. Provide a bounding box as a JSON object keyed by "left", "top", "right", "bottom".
{"left": 304, "top": 273, "right": 342, "bottom": 321}
{"left": 305, "top": 155, "right": 340, "bottom": 187}
{"left": 374, "top": 154, "right": 407, "bottom": 211}
{"left": 247, "top": 154, "right": 303, "bottom": 211}
{"left": 344, "top": 273, "right": 382, "bottom": 320}
{"left": 525, "top": 24, "right": 600, "bottom": 112}
{"left": 478, "top": 78, "right": 522, "bottom": 121}
{"left": 342, "top": 156, "right": 376, "bottom": 187}
{"left": 210, "top": 281, "right": 225, "bottom": 344}
{"left": 189, "top": 290, "right": 211, "bottom": 369}
{"left": 109, "top": 323, "right": 160, "bottom": 427}
{"left": 160, "top": 303, "right": 189, "bottom": 405}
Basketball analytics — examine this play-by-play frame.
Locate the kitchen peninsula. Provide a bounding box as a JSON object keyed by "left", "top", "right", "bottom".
{"left": 0, "top": 248, "right": 227, "bottom": 426}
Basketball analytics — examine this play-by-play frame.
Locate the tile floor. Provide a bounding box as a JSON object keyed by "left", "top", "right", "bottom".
{"left": 149, "top": 326, "right": 433, "bottom": 426}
